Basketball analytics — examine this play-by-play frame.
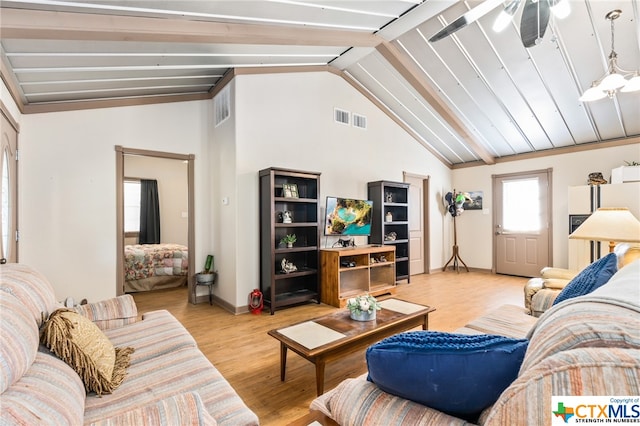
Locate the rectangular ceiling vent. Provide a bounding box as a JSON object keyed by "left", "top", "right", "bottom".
{"left": 214, "top": 86, "right": 230, "bottom": 127}
{"left": 353, "top": 113, "right": 367, "bottom": 129}
{"left": 334, "top": 108, "right": 350, "bottom": 125}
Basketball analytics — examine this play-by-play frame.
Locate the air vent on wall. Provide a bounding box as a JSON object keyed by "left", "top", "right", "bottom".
{"left": 353, "top": 113, "right": 367, "bottom": 129}
{"left": 334, "top": 108, "right": 350, "bottom": 125}
{"left": 214, "top": 86, "right": 230, "bottom": 126}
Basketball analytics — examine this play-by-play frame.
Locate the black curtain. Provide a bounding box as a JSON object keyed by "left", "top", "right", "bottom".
{"left": 139, "top": 179, "right": 160, "bottom": 244}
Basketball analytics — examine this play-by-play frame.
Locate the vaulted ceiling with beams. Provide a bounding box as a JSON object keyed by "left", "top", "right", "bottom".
{"left": 1, "top": 0, "right": 639, "bottom": 167}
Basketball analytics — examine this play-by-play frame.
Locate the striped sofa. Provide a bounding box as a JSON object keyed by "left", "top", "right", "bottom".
{"left": 0, "top": 263, "right": 259, "bottom": 426}
{"left": 310, "top": 259, "right": 640, "bottom": 425}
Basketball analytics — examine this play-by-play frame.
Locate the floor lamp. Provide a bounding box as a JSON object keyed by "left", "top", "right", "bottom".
{"left": 569, "top": 207, "right": 640, "bottom": 253}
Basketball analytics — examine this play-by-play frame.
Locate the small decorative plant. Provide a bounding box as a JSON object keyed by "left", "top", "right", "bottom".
{"left": 624, "top": 161, "right": 640, "bottom": 166}
{"left": 346, "top": 294, "right": 382, "bottom": 315}
{"left": 280, "top": 234, "right": 297, "bottom": 247}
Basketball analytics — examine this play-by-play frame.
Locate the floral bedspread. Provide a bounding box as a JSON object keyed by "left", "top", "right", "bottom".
{"left": 124, "top": 243, "right": 189, "bottom": 281}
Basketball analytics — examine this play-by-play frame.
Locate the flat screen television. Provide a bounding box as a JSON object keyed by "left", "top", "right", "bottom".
{"left": 324, "top": 197, "right": 373, "bottom": 236}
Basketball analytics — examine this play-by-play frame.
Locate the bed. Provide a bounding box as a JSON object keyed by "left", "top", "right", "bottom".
{"left": 124, "top": 243, "right": 189, "bottom": 293}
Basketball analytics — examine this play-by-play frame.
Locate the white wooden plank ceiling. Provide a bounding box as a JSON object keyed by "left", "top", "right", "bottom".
{"left": 1, "top": 0, "right": 638, "bottom": 166}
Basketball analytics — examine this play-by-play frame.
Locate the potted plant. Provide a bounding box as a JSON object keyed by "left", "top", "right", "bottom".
{"left": 196, "top": 255, "right": 216, "bottom": 284}
{"left": 280, "top": 234, "right": 297, "bottom": 248}
{"left": 346, "top": 294, "right": 382, "bottom": 321}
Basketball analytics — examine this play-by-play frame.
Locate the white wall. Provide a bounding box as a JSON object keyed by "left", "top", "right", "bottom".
{"left": 210, "top": 81, "right": 239, "bottom": 306}
{"left": 451, "top": 143, "right": 640, "bottom": 270}
{"left": 231, "top": 72, "right": 452, "bottom": 307}
{"left": 11, "top": 71, "right": 635, "bottom": 308}
{"left": 17, "top": 100, "right": 213, "bottom": 302}
{"left": 7, "top": 72, "right": 450, "bottom": 308}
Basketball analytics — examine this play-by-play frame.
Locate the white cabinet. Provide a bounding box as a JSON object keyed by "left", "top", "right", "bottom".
{"left": 611, "top": 166, "right": 640, "bottom": 184}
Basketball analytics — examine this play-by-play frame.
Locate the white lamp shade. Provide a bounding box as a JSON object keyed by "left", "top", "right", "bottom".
{"left": 620, "top": 75, "right": 640, "bottom": 93}
{"left": 599, "top": 72, "right": 626, "bottom": 90}
{"left": 569, "top": 207, "right": 640, "bottom": 244}
{"left": 579, "top": 86, "right": 607, "bottom": 102}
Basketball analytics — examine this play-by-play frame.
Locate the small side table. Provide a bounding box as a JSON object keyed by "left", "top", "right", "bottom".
{"left": 194, "top": 272, "right": 217, "bottom": 305}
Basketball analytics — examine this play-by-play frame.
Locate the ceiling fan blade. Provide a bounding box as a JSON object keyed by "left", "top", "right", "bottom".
{"left": 429, "top": 0, "right": 505, "bottom": 43}
{"left": 520, "top": 0, "right": 551, "bottom": 47}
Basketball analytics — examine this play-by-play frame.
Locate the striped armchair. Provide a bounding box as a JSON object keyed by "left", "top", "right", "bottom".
{"left": 523, "top": 266, "right": 578, "bottom": 317}
{"left": 525, "top": 244, "right": 640, "bottom": 317}
{"left": 311, "top": 260, "right": 640, "bottom": 425}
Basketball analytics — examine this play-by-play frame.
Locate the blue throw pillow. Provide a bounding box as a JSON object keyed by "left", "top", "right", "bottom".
{"left": 366, "top": 331, "right": 528, "bottom": 420}
{"left": 552, "top": 253, "right": 618, "bottom": 306}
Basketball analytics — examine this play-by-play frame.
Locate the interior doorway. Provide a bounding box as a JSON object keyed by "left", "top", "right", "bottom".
{"left": 115, "top": 146, "right": 196, "bottom": 303}
{"left": 492, "top": 169, "right": 552, "bottom": 277}
{"left": 404, "top": 172, "right": 430, "bottom": 275}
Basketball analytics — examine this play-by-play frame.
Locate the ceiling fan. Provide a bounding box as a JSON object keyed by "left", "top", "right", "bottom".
{"left": 429, "top": 0, "right": 571, "bottom": 48}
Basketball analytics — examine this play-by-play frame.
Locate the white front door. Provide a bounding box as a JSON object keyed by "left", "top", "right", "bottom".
{"left": 493, "top": 169, "right": 552, "bottom": 277}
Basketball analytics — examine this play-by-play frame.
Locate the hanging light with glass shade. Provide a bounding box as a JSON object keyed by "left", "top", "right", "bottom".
{"left": 579, "top": 9, "right": 640, "bottom": 102}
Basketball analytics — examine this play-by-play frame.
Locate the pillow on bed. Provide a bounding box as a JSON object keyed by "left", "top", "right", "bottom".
{"left": 41, "top": 308, "right": 134, "bottom": 395}
{"left": 366, "top": 331, "right": 528, "bottom": 420}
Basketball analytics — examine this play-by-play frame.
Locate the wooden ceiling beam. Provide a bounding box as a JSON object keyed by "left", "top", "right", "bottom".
{"left": 20, "top": 92, "right": 211, "bottom": 114}
{"left": 0, "top": 8, "right": 382, "bottom": 47}
{"left": 376, "top": 40, "right": 496, "bottom": 165}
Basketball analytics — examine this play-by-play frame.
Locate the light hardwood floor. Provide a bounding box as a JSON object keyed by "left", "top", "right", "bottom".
{"left": 132, "top": 271, "right": 529, "bottom": 425}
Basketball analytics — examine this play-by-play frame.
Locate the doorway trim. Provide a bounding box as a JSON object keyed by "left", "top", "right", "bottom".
{"left": 115, "top": 146, "right": 196, "bottom": 303}
{"left": 403, "top": 171, "right": 430, "bottom": 275}
{"left": 1, "top": 102, "right": 20, "bottom": 264}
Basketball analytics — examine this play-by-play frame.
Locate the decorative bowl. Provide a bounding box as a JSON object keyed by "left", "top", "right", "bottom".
{"left": 350, "top": 310, "right": 376, "bottom": 321}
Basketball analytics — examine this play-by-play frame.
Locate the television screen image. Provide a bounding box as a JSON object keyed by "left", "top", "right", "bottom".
{"left": 325, "top": 197, "right": 373, "bottom": 236}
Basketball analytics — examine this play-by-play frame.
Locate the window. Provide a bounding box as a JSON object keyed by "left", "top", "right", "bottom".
{"left": 124, "top": 180, "right": 141, "bottom": 233}
{"left": 502, "top": 177, "right": 541, "bottom": 233}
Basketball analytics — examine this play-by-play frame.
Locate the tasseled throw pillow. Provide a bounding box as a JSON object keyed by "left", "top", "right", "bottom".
{"left": 41, "top": 308, "right": 134, "bottom": 395}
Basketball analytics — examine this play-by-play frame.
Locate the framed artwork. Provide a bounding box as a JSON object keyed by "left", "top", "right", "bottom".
{"left": 283, "top": 183, "right": 299, "bottom": 198}
{"left": 282, "top": 184, "right": 292, "bottom": 198}
{"left": 463, "top": 191, "right": 483, "bottom": 210}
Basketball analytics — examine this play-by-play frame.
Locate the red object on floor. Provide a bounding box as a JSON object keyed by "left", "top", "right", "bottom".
{"left": 249, "top": 289, "right": 263, "bottom": 314}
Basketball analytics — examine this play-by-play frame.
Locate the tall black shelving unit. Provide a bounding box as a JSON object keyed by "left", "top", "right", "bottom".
{"left": 259, "top": 167, "right": 321, "bottom": 314}
{"left": 368, "top": 180, "right": 410, "bottom": 283}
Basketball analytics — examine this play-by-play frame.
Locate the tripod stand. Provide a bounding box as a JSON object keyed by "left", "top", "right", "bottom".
{"left": 442, "top": 214, "right": 469, "bottom": 273}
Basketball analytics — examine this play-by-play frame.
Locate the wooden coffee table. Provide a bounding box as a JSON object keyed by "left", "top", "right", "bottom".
{"left": 268, "top": 298, "right": 435, "bottom": 396}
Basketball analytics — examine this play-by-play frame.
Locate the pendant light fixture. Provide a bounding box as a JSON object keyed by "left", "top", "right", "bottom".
{"left": 579, "top": 10, "right": 640, "bottom": 102}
